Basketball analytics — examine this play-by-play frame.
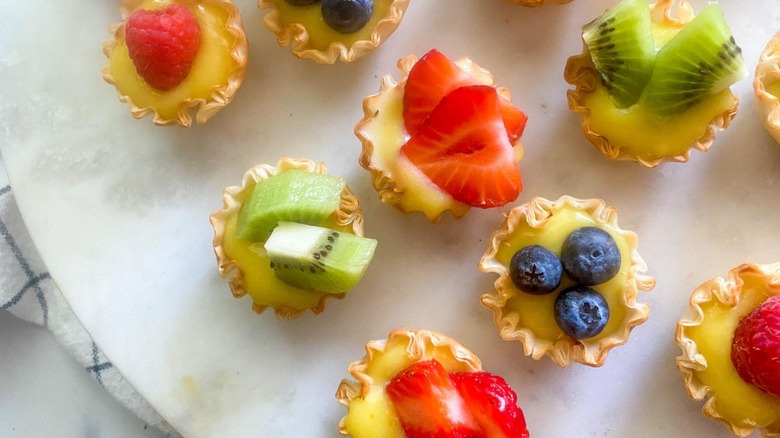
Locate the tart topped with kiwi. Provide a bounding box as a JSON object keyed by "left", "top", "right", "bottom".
{"left": 103, "top": 0, "right": 248, "bottom": 126}
{"left": 259, "top": 0, "right": 410, "bottom": 63}
{"left": 565, "top": 0, "right": 746, "bottom": 166}
{"left": 358, "top": 49, "right": 528, "bottom": 222}
{"left": 479, "top": 196, "right": 655, "bottom": 367}
{"left": 336, "top": 329, "right": 530, "bottom": 437}
{"left": 210, "top": 158, "right": 377, "bottom": 319}
{"left": 676, "top": 263, "right": 780, "bottom": 437}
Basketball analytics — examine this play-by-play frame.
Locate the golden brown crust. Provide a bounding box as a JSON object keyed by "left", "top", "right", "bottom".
{"left": 335, "top": 329, "right": 482, "bottom": 435}
{"left": 563, "top": 0, "right": 738, "bottom": 167}
{"left": 675, "top": 263, "right": 780, "bottom": 437}
{"left": 102, "top": 0, "right": 248, "bottom": 126}
{"left": 755, "top": 31, "right": 780, "bottom": 145}
{"left": 258, "top": 0, "right": 410, "bottom": 64}
{"left": 209, "top": 158, "right": 365, "bottom": 320}
{"left": 478, "top": 196, "right": 655, "bottom": 367}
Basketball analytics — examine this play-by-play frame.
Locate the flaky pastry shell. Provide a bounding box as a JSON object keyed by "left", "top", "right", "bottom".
{"left": 479, "top": 196, "right": 655, "bottom": 367}
{"left": 335, "top": 329, "right": 483, "bottom": 435}
{"left": 259, "top": 0, "right": 409, "bottom": 64}
{"left": 675, "top": 263, "right": 780, "bottom": 437}
{"left": 755, "top": 31, "right": 780, "bottom": 145}
{"left": 357, "top": 54, "right": 523, "bottom": 222}
{"left": 102, "top": 0, "right": 248, "bottom": 126}
{"left": 209, "top": 157, "right": 365, "bottom": 320}
{"left": 564, "top": 0, "right": 739, "bottom": 167}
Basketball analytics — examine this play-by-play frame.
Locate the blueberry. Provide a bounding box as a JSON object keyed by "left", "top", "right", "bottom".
{"left": 284, "top": 0, "right": 319, "bottom": 5}
{"left": 554, "top": 285, "right": 609, "bottom": 339}
{"left": 322, "top": 0, "right": 373, "bottom": 34}
{"left": 508, "top": 245, "right": 562, "bottom": 295}
{"left": 560, "top": 226, "right": 621, "bottom": 286}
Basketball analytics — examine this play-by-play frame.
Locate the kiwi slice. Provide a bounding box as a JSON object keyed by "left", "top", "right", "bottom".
{"left": 236, "top": 170, "right": 346, "bottom": 242}
{"left": 643, "top": 3, "right": 747, "bottom": 116}
{"left": 582, "top": 0, "right": 655, "bottom": 108}
{"left": 264, "top": 222, "right": 378, "bottom": 294}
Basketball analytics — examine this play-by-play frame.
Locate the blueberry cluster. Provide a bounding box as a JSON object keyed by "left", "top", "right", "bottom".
{"left": 508, "top": 227, "right": 621, "bottom": 340}
{"left": 284, "top": 0, "right": 373, "bottom": 34}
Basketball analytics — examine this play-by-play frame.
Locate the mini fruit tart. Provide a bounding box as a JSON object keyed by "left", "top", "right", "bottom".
{"left": 564, "top": 0, "right": 746, "bottom": 166}
{"left": 259, "top": 0, "right": 409, "bottom": 64}
{"left": 357, "top": 49, "right": 528, "bottom": 222}
{"left": 336, "top": 329, "right": 529, "bottom": 437}
{"left": 210, "top": 157, "right": 377, "bottom": 319}
{"left": 103, "top": 0, "right": 248, "bottom": 126}
{"left": 755, "top": 31, "right": 780, "bottom": 145}
{"left": 479, "top": 196, "right": 655, "bottom": 367}
{"left": 675, "top": 263, "right": 780, "bottom": 436}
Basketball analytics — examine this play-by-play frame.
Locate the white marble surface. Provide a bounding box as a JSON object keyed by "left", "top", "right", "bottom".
{"left": 2, "top": 0, "right": 780, "bottom": 437}
{"left": 0, "top": 312, "right": 166, "bottom": 438}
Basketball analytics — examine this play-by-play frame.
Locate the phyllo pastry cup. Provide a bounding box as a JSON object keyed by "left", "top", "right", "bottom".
{"left": 335, "top": 329, "right": 483, "bottom": 436}
{"left": 564, "top": 0, "right": 739, "bottom": 167}
{"left": 258, "top": 0, "right": 410, "bottom": 64}
{"left": 675, "top": 263, "right": 780, "bottom": 436}
{"left": 209, "top": 157, "right": 366, "bottom": 320}
{"left": 479, "top": 196, "right": 655, "bottom": 367}
{"left": 103, "top": 0, "right": 248, "bottom": 126}
{"left": 755, "top": 31, "right": 780, "bottom": 145}
{"left": 357, "top": 54, "right": 524, "bottom": 222}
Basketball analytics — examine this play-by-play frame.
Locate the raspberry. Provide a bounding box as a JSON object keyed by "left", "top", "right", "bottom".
{"left": 125, "top": 4, "right": 200, "bottom": 91}
{"left": 731, "top": 295, "right": 780, "bottom": 397}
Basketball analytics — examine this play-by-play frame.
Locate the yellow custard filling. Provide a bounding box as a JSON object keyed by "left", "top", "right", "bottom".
{"left": 494, "top": 205, "right": 631, "bottom": 342}
{"left": 109, "top": 0, "right": 238, "bottom": 120}
{"left": 342, "top": 336, "right": 477, "bottom": 438}
{"left": 220, "top": 186, "right": 354, "bottom": 311}
{"left": 767, "top": 81, "right": 780, "bottom": 100}
{"left": 270, "top": 0, "right": 392, "bottom": 51}
{"left": 685, "top": 274, "right": 780, "bottom": 429}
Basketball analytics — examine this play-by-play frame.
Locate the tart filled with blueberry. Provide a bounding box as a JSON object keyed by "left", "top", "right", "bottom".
{"left": 259, "top": 0, "right": 409, "bottom": 63}
{"left": 210, "top": 157, "right": 377, "bottom": 319}
{"left": 479, "top": 196, "right": 655, "bottom": 367}
{"left": 103, "top": 0, "right": 248, "bottom": 126}
{"left": 357, "top": 49, "right": 528, "bottom": 222}
{"left": 336, "top": 329, "right": 530, "bottom": 437}
{"left": 755, "top": 30, "right": 780, "bottom": 145}
{"left": 676, "top": 263, "right": 780, "bottom": 436}
{"left": 564, "top": 0, "right": 745, "bottom": 166}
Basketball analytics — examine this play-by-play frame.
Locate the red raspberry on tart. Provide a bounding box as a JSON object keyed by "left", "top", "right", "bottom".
{"left": 731, "top": 295, "right": 780, "bottom": 398}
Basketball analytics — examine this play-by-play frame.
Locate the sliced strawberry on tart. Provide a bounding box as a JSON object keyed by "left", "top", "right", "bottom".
{"left": 357, "top": 49, "right": 528, "bottom": 222}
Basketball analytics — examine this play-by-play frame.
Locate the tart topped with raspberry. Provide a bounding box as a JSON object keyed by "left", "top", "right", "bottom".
{"left": 259, "top": 0, "right": 410, "bottom": 64}
{"left": 103, "top": 0, "right": 248, "bottom": 126}
{"left": 357, "top": 49, "right": 527, "bottom": 222}
{"left": 336, "top": 329, "right": 529, "bottom": 437}
{"left": 564, "top": 0, "right": 746, "bottom": 166}
{"left": 479, "top": 196, "right": 655, "bottom": 367}
{"left": 676, "top": 263, "right": 780, "bottom": 436}
{"left": 755, "top": 30, "right": 780, "bottom": 145}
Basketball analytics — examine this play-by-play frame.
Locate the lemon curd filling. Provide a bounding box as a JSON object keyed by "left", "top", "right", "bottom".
{"left": 767, "top": 80, "right": 780, "bottom": 100}
{"left": 272, "top": 0, "right": 392, "bottom": 51}
{"left": 685, "top": 274, "right": 780, "bottom": 429}
{"left": 493, "top": 205, "right": 631, "bottom": 342}
{"left": 109, "top": 0, "right": 238, "bottom": 120}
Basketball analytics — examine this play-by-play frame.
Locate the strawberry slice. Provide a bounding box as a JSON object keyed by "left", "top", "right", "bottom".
{"left": 400, "top": 85, "right": 522, "bottom": 208}
{"left": 450, "top": 371, "right": 529, "bottom": 438}
{"left": 386, "top": 360, "right": 483, "bottom": 438}
{"left": 403, "top": 49, "right": 527, "bottom": 143}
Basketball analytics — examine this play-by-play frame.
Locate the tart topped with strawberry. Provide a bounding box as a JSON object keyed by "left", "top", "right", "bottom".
{"left": 103, "top": 0, "right": 248, "bottom": 126}
{"left": 259, "top": 0, "right": 409, "bottom": 64}
{"left": 755, "top": 30, "right": 780, "bottom": 145}
{"left": 479, "top": 196, "right": 654, "bottom": 367}
{"left": 676, "top": 263, "right": 780, "bottom": 436}
{"left": 564, "top": 0, "right": 746, "bottom": 166}
{"left": 336, "top": 329, "right": 529, "bottom": 437}
{"left": 210, "top": 158, "right": 377, "bottom": 319}
{"left": 357, "top": 49, "right": 528, "bottom": 222}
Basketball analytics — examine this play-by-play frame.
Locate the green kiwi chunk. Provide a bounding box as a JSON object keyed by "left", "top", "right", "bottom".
{"left": 582, "top": 0, "right": 655, "bottom": 108}
{"left": 264, "top": 222, "right": 378, "bottom": 294}
{"left": 236, "top": 170, "right": 346, "bottom": 242}
{"left": 642, "top": 3, "right": 747, "bottom": 116}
